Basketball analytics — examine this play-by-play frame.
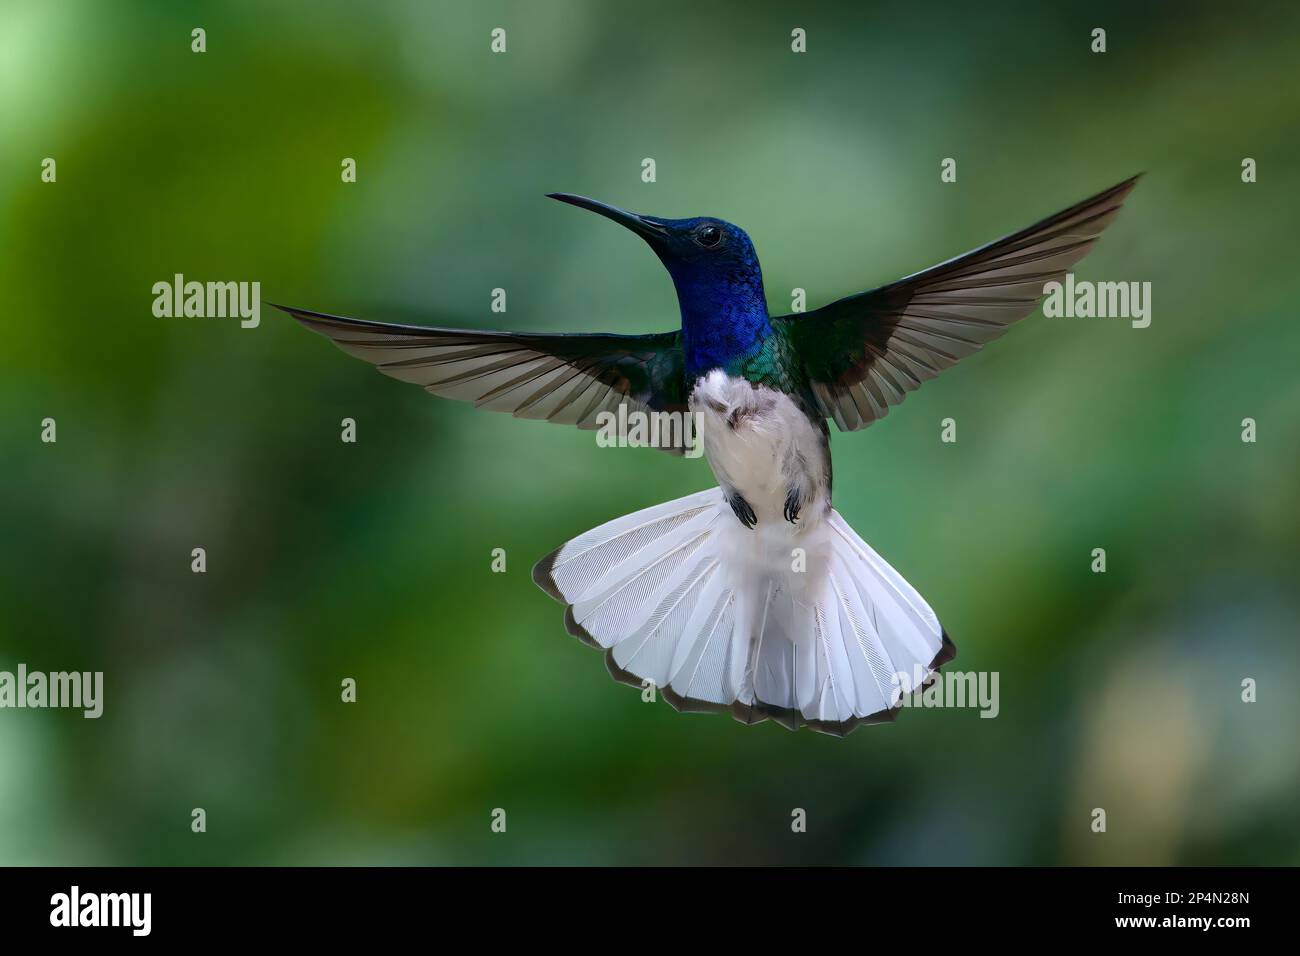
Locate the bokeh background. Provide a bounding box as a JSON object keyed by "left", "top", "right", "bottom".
{"left": 2, "top": 0, "right": 1298, "bottom": 866}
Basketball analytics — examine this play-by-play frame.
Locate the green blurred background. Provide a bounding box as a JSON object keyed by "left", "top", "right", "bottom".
{"left": 2, "top": 0, "right": 1298, "bottom": 865}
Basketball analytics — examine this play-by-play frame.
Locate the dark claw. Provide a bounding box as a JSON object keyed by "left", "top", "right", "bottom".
{"left": 728, "top": 493, "right": 757, "bottom": 530}
{"left": 783, "top": 489, "right": 802, "bottom": 524}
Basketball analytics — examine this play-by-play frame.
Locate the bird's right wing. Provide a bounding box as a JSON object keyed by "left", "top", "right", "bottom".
{"left": 773, "top": 175, "right": 1140, "bottom": 431}
{"left": 275, "top": 305, "right": 690, "bottom": 451}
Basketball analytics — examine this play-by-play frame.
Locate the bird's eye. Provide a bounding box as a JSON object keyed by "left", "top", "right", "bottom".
{"left": 695, "top": 225, "right": 723, "bottom": 248}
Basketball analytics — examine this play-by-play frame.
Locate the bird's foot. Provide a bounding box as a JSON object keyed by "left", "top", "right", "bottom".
{"left": 783, "top": 488, "right": 802, "bottom": 524}
{"left": 728, "top": 493, "right": 757, "bottom": 530}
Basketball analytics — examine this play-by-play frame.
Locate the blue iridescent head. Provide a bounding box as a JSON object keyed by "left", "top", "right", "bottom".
{"left": 548, "top": 193, "right": 772, "bottom": 374}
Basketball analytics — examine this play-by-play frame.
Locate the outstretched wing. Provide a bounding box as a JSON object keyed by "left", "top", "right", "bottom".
{"left": 275, "top": 305, "right": 688, "bottom": 451}
{"left": 776, "top": 175, "right": 1140, "bottom": 431}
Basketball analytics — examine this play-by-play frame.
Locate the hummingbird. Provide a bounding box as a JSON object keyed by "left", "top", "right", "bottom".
{"left": 274, "top": 175, "right": 1138, "bottom": 736}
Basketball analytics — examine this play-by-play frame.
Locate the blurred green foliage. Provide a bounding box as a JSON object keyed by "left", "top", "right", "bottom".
{"left": 1, "top": 0, "right": 1298, "bottom": 865}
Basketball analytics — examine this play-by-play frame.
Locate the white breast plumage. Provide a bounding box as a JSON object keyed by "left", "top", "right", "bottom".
{"left": 689, "top": 369, "right": 830, "bottom": 530}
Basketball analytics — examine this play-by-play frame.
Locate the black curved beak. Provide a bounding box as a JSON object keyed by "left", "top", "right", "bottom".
{"left": 546, "top": 193, "right": 669, "bottom": 243}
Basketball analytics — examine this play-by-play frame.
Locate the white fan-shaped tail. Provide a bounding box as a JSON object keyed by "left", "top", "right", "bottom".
{"left": 533, "top": 488, "right": 954, "bottom": 736}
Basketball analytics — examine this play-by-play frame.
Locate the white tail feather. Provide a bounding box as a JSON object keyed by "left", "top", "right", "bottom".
{"left": 533, "top": 488, "right": 953, "bottom": 736}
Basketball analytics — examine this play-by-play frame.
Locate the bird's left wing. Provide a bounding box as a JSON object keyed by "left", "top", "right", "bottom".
{"left": 275, "top": 305, "right": 689, "bottom": 451}
{"left": 773, "top": 175, "right": 1139, "bottom": 431}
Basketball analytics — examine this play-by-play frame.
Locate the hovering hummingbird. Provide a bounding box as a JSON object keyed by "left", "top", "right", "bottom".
{"left": 274, "top": 175, "right": 1138, "bottom": 736}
